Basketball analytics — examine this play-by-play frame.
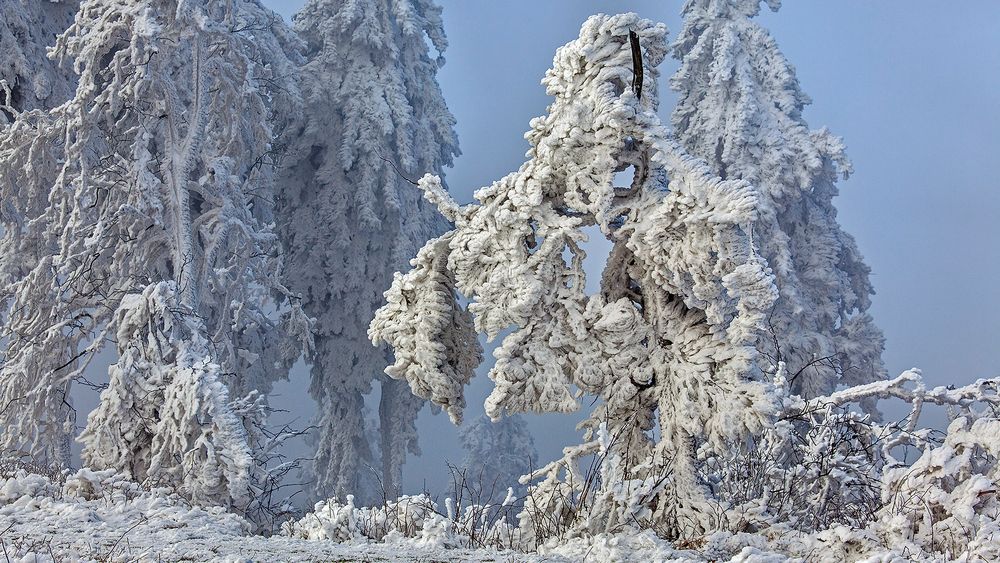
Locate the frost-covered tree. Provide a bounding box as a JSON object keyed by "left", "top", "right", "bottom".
{"left": 277, "top": 0, "right": 460, "bottom": 503}
{"left": 671, "top": 0, "right": 886, "bottom": 403}
{"left": 0, "top": 0, "right": 80, "bottom": 466}
{"left": 0, "top": 0, "right": 310, "bottom": 502}
{"left": 371, "top": 13, "right": 782, "bottom": 540}
{"left": 459, "top": 414, "right": 538, "bottom": 495}
{"left": 0, "top": 0, "right": 77, "bottom": 122}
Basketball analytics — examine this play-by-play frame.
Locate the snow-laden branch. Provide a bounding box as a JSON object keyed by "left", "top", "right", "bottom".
{"left": 817, "top": 369, "right": 1000, "bottom": 410}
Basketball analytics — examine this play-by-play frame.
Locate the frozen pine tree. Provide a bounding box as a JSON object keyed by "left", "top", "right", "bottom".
{"left": 0, "top": 0, "right": 310, "bottom": 505}
{"left": 671, "top": 0, "right": 886, "bottom": 403}
{"left": 277, "top": 0, "right": 460, "bottom": 503}
{"left": 459, "top": 414, "right": 538, "bottom": 496}
{"left": 0, "top": 0, "right": 77, "bottom": 122}
{"left": 0, "top": 0, "right": 80, "bottom": 466}
{"left": 371, "top": 13, "right": 781, "bottom": 540}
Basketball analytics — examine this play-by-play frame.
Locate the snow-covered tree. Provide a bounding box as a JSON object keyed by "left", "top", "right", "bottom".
{"left": 0, "top": 0, "right": 310, "bottom": 500}
{"left": 371, "top": 13, "right": 782, "bottom": 540}
{"left": 277, "top": 0, "right": 460, "bottom": 503}
{"left": 671, "top": 0, "right": 886, "bottom": 403}
{"left": 0, "top": 0, "right": 77, "bottom": 122}
{"left": 459, "top": 414, "right": 538, "bottom": 495}
{"left": 0, "top": 0, "right": 81, "bottom": 466}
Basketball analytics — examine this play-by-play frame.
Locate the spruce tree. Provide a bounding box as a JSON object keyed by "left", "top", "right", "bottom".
{"left": 277, "top": 0, "right": 460, "bottom": 502}
{"left": 671, "top": 0, "right": 886, "bottom": 404}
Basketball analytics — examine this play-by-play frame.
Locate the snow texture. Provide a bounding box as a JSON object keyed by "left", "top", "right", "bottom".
{"left": 2, "top": 3, "right": 999, "bottom": 562}
{"left": 4, "top": 461, "right": 997, "bottom": 562}
{"left": 0, "top": 0, "right": 77, "bottom": 122}
{"left": 0, "top": 467, "right": 544, "bottom": 562}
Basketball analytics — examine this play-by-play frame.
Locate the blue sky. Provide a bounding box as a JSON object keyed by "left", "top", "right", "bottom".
{"left": 261, "top": 0, "right": 1000, "bottom": 495}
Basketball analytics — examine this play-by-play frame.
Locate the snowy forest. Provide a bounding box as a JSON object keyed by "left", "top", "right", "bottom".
{"left": 0, "top": 0, "right": 997, "bottom": 561}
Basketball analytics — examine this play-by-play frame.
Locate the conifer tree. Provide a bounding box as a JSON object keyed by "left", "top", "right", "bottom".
{"left": 278, "top": 0, "right": 460, "bottom": 502}
{"left": 459, "top": 414, "right": 538, "bottom": 496}
{"left": 671, "top": 0, "right": 886, "bottom": 404}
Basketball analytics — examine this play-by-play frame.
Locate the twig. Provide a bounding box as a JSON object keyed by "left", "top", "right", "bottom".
{"left": 629, "top": 31, "right": 644, "bottom": 100}
{"left": 373, "top": 149, "right": 419, "bottom": 186}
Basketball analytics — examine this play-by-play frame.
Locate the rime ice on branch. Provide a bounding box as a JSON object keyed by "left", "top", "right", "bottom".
{"left": 79, "top": 282, "right": 258, "bottom": 510}
{"left": 671, "top": 0, "right": 886, "bottom": 404}
{"left": 0, "top": 0, "right": 79, "bottom": 466}
{"left": 278, "top": 0, "right": 461, "bottom": 502}
{"left": 371, "top": 13, "right": 782, "bottom": 537}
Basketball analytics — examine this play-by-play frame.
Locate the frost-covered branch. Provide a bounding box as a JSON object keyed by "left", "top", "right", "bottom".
{"left": 0, "top": 0, "right": 310, "bottom": 508}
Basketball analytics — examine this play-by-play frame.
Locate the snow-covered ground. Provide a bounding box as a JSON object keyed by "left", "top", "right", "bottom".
{"left": 0, "top": 468, "right": 531, "bottom": 562}
{"left": 7, "top": 463, "right": 1000, "bottom": 562}
{"left": 0, "top": 467, "right": 803, "bottom": 562}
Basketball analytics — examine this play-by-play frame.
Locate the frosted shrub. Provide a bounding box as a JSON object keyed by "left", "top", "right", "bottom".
{"left": 284, "top": 491, "right": 520, "bottom": 550}
{"left": 516, "top": 419, "right": 674, "bottom": 548}
{"left": 779, "top": 372, "right": 1000, "bottom": 560}
{"left": 878, "top": 415, "right": 1000, "bottom": 559}
{"left": 707, "top": 398, "right": 882, "bottom": 532}
{"left": 80, "top": 282, "right": 258, "bottom": 510}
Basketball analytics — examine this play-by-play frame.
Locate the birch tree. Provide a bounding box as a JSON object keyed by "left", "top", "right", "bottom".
{"left": 278, "top": 0, "right": 460, "bottom": 503}
{"left": 0, "top": 0, "right": 310, "bottom": 509}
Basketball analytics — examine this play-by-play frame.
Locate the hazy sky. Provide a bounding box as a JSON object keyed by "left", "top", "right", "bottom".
{"left": 254, "top": 0, "right": 1000, "bottom": 497}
